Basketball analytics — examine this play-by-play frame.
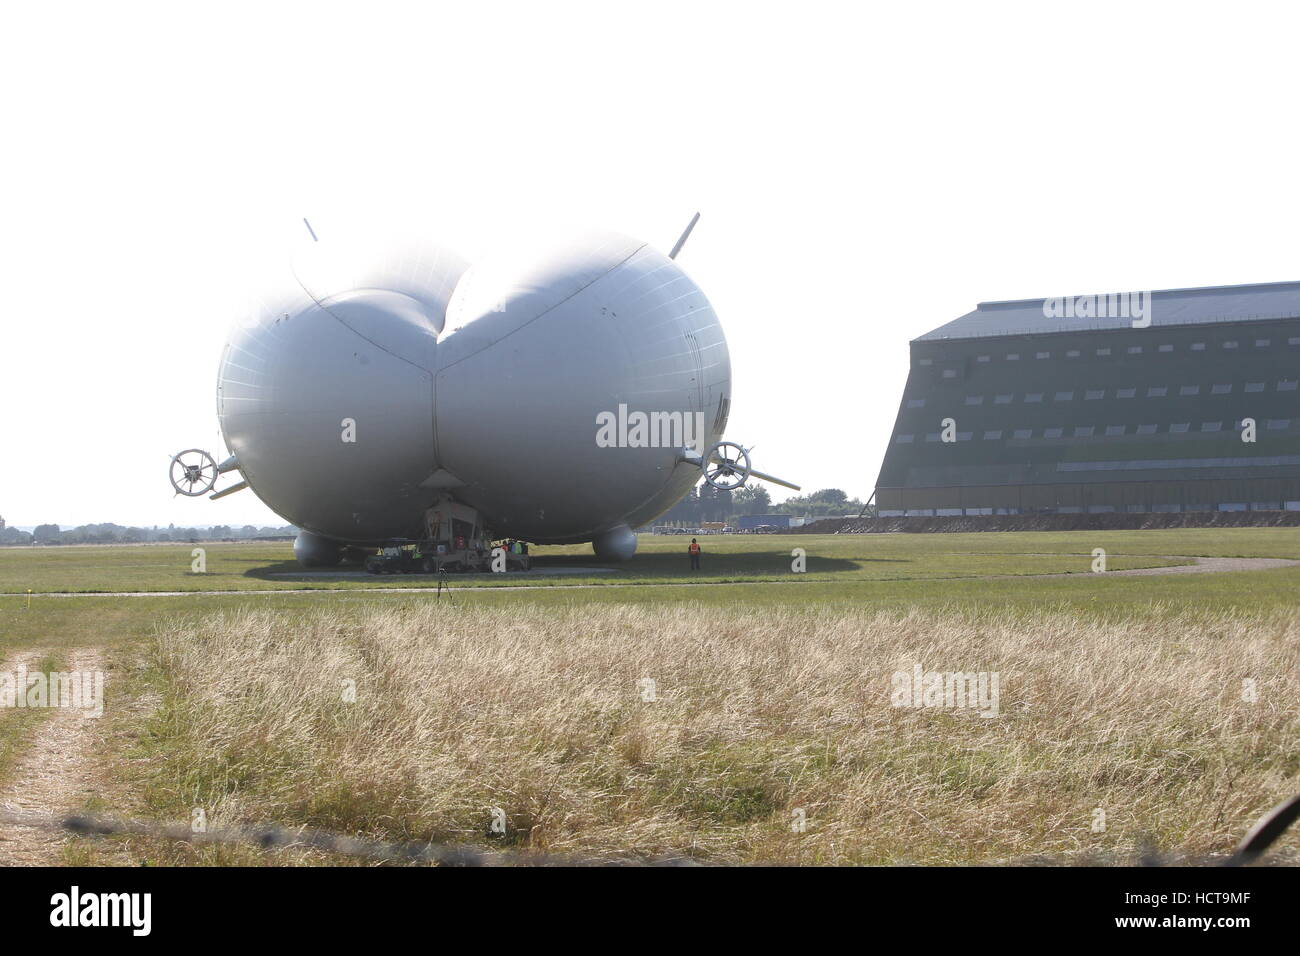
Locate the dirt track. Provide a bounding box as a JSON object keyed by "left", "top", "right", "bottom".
{"left": 0, "top": 648, "right": 106, "bottom": 865}
{"left": 1086, "top": 555, "right": 1300, "bottom": 576}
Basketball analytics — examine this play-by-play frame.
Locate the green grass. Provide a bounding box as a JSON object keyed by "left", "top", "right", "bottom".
{"left": 13, "top": 528, "right": 1297, "bottom": 594}
{"left": 0, "top": 528, "right": 1298, "bottom": 652}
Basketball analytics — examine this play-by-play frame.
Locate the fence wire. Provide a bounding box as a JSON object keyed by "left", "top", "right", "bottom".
{"left": 2, "top": 791, "right": 1296, "bottom": 866}
{"left": 0, "top": 808, "right": 698, "bottom": 866}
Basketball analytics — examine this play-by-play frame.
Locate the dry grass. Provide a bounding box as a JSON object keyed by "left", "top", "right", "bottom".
{"left": 141, "top": 603, "right": 1300, "bottom": 864}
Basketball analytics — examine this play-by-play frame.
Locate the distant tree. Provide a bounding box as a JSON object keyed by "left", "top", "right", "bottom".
{"left": 772, "top": 488, "right": 864, "bottom": 518}
{"left": 731, "top": 485, "right": 772, "bottom": 515}
{"left": 658, "top": 485, "right": 704, "bottom": 525}
{"left": 32, "top": 524, "right": 61, "bottom": 545}
{"left": 0, "top": 527, "right": 32, "bottom": 545}
{"left": 696, "top": 485, "right": 733, "bottom": 522}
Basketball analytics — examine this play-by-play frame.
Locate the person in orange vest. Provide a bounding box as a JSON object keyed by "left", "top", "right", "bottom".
{"left": 688, "top": 537, "right": 701, "bottom": 570}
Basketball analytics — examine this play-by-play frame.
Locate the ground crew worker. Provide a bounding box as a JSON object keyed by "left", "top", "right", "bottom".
{"left": 688, "top": 537, "right": 701, "bottom": 570}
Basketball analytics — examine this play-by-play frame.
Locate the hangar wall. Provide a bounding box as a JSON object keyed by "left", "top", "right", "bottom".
{"left": 874, "top": 283, "right": 1300, "bottom": 516}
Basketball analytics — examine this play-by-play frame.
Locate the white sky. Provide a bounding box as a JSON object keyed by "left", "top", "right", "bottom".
{"left": 4, "top": 0, "right": 1300, "bottom": 529}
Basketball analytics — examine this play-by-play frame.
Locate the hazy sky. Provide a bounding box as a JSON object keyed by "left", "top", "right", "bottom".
{"left": 4, "top": 1, "right": 1300, "bottom": 528}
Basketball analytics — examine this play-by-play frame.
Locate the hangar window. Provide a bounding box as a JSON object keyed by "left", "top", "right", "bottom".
{"left": 977, "top": 355, "right": 990, "bottom": 363}
{"left": 965, "top": 396, "right": 984, "bottom": 405}
{"left": 957, "top": 432, "right": 973, "bottom": 441}
{"left": 918, "top": 358, "right": 933, "bottom": 366}
{"left": 942, "top": 369, "right": 958, "bottom": 379}
{"left": 1147, "top": 386, "right": 1168, "bottom": 397}
{"left": 1085, "top": 389, "right": 1105, "bottom": 400}
{"left": 1054, "top": 391, "right": 1074, "bottom": 401}
{"left": 1006, "top": 352, "right": 1020, "bottom": 360}
{"left": 1245, "top": 382, "right": 1265, "bottom": 392}
{"left": 1256, "top": 339, "right": 1271, "bottom": 347}
{"left": 906, "top": 398, "right": 926, "bottom": 408}
{"left": 1116, "top": 387, "right": 1137, "bottom": 398}
{"left": 1025, "top": 393, "right": 1043, "bottom": 403}
{"left": 1200, "top": 422, "right": 1222, "bottom": 432}
{"left": 983, "top": 430, "right": 1003, "bottom": 440}
{"left": 1096, "top": 347, "right": 1112, "bottom": 356}
{"left": 1268, "top": 419, "right": 1290, "bottom": 429}
{"left": 924, "top": 433, "right": 941, "bottom": 442}
{"left": 1179, "top": 385, "right": 1200, "bottom": 396}
{"left": 1279, "top": 380, "right": 1299, "bottom": 391}
{"left": 1066, "top": 349, "right": 1080, "bottom": 358}
{"left": 1013, "top": 429, "right": 1032, "bottom": 439}
{"left": 1073, "top": 426, "right": 1095, "bottom": 437}
{"left": 1190, "top": 342, "right": 1206, "bottom": 351}
{"left": 895, "top": 434, "right": 914, "bottom": 443}
{"left": 1035, "top": 351, "right": 1051, "bottom": 359}
{"left": 1290, "top": 337, "right": 1300, "bottom": 346}
{"left": 1105, "top": 425, "right": 1126, "bottom": 436}
{"left": 1170, "top": 423, "right": 1190, "bottom": 433}
{"left": 1211, "top": 384, "right": 1232, "bottom": 394}
{"left": 1223, "top": 340, "right": 1239, "bottom": 349}
{"left": 1137, "top": 424, "right": 1157, "bottom": 435}
{"left": 1127, "top": 346, "right": 1143, "bottom": 354}
{"left": 1044, "top": 427, "right": 1064, "bottom": 439}
{"left": 994, "top": 394, "right": 1013, "bottom": 404}
{"left": 1158, "top": 344, "right": 1174, "bottom": 352}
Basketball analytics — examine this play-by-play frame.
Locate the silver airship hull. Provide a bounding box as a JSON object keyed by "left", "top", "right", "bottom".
{"left": 216, "top": 230, "right": 731, "bottom": 557}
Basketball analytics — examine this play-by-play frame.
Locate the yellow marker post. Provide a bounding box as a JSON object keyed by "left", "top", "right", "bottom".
{"left": 26, "top": 589, "right": 32, "bottom": 610}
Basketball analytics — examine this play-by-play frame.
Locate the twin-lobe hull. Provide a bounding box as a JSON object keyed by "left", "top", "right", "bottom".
{"left": 217, "top": 230, "right": 730, "bottom": 550}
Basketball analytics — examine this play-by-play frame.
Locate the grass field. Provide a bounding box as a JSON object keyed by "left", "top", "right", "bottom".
{"left": 10, "top": 528, "right": 1298, "bottom": 593}
{"left": 0, "top": 529, "right": 1297, "bottom": 865}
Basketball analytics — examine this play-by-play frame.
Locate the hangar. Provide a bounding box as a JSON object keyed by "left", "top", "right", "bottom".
{"left": 874, "top": 281, "right": 1300, "bottom": 516}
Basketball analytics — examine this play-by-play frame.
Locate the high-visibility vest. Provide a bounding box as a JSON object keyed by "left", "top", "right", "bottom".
{"left": 689, "top": 542, "right": 700, "bottom": 554}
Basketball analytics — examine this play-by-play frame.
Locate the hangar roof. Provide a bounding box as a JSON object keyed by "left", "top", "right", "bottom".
{"left": 916, "top": 280, "right": 1300, "bottom": 342}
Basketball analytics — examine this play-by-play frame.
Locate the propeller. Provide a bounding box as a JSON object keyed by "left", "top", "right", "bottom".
{"left": 703, "top": 441, "right": 751, "bottom": 491}
{"left": 168, "top": 449, "right": 219, "bottom": 497}
{"left": 681, "top": 441, "right": 801, "bottom": 492}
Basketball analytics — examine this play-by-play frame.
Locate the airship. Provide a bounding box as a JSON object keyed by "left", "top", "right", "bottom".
{"left": 169, "top": 216, "right": 798, "bottom": 567}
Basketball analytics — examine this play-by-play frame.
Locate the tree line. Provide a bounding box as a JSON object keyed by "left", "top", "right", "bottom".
{"left": 0, "top": 523, "right": 298, "bottom": 546}
{"left": 653, "top": 485, "right": 864, "bottom": 525}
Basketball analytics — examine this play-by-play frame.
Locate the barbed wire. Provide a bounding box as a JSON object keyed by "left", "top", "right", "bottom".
{"left": 0, "top": 809, "right": 699, "bottom": 867}
{"left": 2, "top": 791, "right": 1296, "bottom": 867}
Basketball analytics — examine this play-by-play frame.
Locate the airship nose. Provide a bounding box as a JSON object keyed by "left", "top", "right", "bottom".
{"left": 218, "top": 289, "right": 441, "bottom": 541}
